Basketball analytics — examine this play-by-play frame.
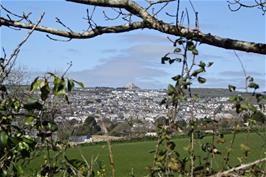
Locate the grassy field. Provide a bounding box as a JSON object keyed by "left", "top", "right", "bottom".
{"left": 28, "top": 132, "right": 266, "bottom": 176}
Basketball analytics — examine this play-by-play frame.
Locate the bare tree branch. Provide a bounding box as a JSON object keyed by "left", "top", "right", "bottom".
{"left": 210, "top": 157, "right": 266, "bottom": 177}
{"left": 0, "top": 17, "right": 145, "bottom": 37}
{"left": 1, "top": 15, "right": 265, "bottom": 54}
{"left": 1, "top": 0, "right": 265, "bottom": 55}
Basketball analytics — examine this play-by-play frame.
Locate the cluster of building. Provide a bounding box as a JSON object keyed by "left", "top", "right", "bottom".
{"left": 56, "top": 84, "right": 257, "bottom": 125}
{"left": 48, "top": 84, "right": 266, "bottom": 143}
{"left": 60, "top": 85, "right": 167, "bottom": 123}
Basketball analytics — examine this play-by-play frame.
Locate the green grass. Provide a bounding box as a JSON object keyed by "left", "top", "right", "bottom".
{"left": 27, "top": 132, "right": 266, "bottom": 177}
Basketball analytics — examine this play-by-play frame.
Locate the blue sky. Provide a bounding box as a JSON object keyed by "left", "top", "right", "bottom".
{"left": 1, "top": 0, "right": 265, "bottom": 90}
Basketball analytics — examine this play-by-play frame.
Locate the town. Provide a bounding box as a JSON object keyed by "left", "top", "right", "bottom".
{"left": 53, "top": 83, "right": 266, "bottom": 142}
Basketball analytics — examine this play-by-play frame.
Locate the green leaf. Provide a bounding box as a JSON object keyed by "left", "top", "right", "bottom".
{"left": 183, "top": 80, "right": 192, "bottom": 89}
{"left": 0, "top": 131, "right": 8, "bottom": 145}
{"left": 246, "top": 76, "right": 253, "bottom": 82}
{"left": 174, "top": 48, "right": 181, "bottom": 53}
{"left": 167, "top": 84, "right": 176, "bottom": 95}
{"left": 171, "top": 75, "right": 181, "bottom": 81}
{"left": 47, "top": 121, "right": 58, "bottom": 132}
{"left": 192, "top": 48, "right": 198, "bottom": 55}
{"left": 30, "top": 77, "right": 39, "bottom": 91}
{"left": 13, "top": 164, "right": 24, "bottom": 175}
{"left": 169, "top": 59, "right": 175, "bottom": 64}
{"left": 187, "top": 41, "right": 194, "bottom": 50}
{"left": 248, "top": 82, "right": 259, "bottom": 89}
{"left": 67, "top": 79, "right": 75, "bottom": 91}
{"left": 166, "top": 141, "right": 176, "bottom": 150}
{"left": 177, "top": 38, "right": 185, "bottom": 45}
{"left": 73, "top": 80, "right": 85, "bottom": 88}
{"left": 18, "top": 142, "right": 29, "bottom": 151}
{"left": 65, "top": 156, "right": 86, "bottom": 169}
{"left": 11, "top": 99, "right": 21, "bottom": 112}
{"left": 229, "top": 95, "right": 243, "bottom": 102}
{"left": 251, "top": 111, "right": 266, "bottom": 123}
{"left": 176, "top": 58, "right": 182, "bottom": 62}
{"left": 24, "top": 116, "right": 34, "bottom": 125}
{"left": 22, "top": 135, "right": 35, "bottom": 146}
{"left": 30, "top": 77, "right": 45, "bottom": 91}
{"left": 161, "top": 56, "right": 171, "bottom": 64}
{"left": 53, "top": 76, "right": 60, "bottom": 85}
{"left": 160, "top": 98, "right": 167, "bottom": 105}
{"left": 53, "top": 76, "right": 66, "bottom": 95}
{"left": 228, "top": 84, "right": 236, "bottom": 92}
{"left": 207, "top": 62, "right": 214, "bottom": 67}
{"left": 40, "top": 79, "right": 50, "bottom": 101}
{"left": 241, "top": 102, "right": 257, "bottom": 112}
{"left": 199, "top": 61, "right": 206, "bottom": 68}
{"left": 197, "top": 77, "right": 206, "bottom": 84}
{"left": 256, "top": 93, "right": 266, "bottom": 103}
{"left": 191, "top": 68, "right": 204, "bottom": 77}
{"left": 47, "top": 72, "right": 56, "bottom": 77}
{"left": 24, "top": 101, "right": 43, "bottom": 111}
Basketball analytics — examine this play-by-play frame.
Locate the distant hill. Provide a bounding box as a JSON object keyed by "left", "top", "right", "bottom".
{"left": 186, "top": 88, "right": 264, "bottom": 104}
{"left": 125, "top": 82, "right": 140, "bottom": 90}
{"left": 188, "top": 88, "right": 238, "bottom": 97}
{"left": 6, "top": 84, "right": 265, "bottom": 99}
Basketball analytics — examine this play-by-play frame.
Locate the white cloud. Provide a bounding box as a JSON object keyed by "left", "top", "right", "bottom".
{"left": 69, "top": 44, "right": 172, "bottom": 88}
{"left": 219, "top": 71, "right": 265, "bottom": 77}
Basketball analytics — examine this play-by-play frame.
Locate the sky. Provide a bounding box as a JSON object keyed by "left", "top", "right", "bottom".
{"left": 1, "top": 0, "right": 266, "bottom": 90}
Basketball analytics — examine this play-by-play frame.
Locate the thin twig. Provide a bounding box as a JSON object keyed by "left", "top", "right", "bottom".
{"left": 46, "top": 34, "right": 72, "bottom": 42}
{"left": 1, "top": 4, "right": 32, "bottom": 23}
{"left": 1, "top": 12, "right": 45, "bottom": 83}
{"left": 62, "top": 61, "right": 73, "bottom": 77}
{"left": 227, "top": 0, "right": 266, "bottom": 14}
{"left": 55, "top": 17, "right": 73, "bottom": 32}
{"left": 233, "top": 50, "right": 248, "bottom": 92}
{"left": 152, "top": 2, "right": 169, "bottom": 17}
{"left": 176, "top": 0, "right": 180, "bottom": 26}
